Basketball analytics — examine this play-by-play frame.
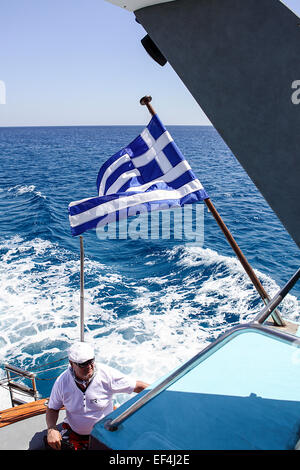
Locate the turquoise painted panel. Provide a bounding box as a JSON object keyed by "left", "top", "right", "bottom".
{"left": 91, "top": 328, "right": 300, "bottom": 450}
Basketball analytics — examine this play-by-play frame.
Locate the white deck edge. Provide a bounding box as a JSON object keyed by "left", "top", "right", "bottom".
{"left": 105, "top": 0, "right": 176, "bottom": 12}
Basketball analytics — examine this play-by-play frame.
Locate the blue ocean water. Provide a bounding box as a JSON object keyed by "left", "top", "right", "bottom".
{"left": 0, "top": 125, "right": 299, "bottom": 404}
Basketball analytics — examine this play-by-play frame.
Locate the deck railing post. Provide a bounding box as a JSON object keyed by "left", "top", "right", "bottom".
{"left": 80, "top": 235, "right": 85, "bottom": 342}
{"left": 254, "top": 267, "right": 300, "bottom": 325}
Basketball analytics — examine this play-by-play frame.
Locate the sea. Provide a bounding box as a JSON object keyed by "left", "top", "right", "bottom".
{"left": 0, "top": 125, "right": 299, "bottom": 408}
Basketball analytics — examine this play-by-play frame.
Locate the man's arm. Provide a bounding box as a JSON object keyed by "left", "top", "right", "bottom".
{"left": 46, "top": 407, "right": 62, "bottom": 450}
{"left": 133, "top": 380, "right": 149, "bottom": 393}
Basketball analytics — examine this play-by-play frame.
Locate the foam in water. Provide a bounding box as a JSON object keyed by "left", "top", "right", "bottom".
{"left": 7, "top": 184, "right": 46, "bottom": 199}
{"left": 0, "top": 236, "right": 299, "bottom": 409}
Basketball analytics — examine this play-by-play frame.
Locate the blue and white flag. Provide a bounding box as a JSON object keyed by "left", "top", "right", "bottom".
{"left": 68, "top": 114, "right": 208, "bottom": 236}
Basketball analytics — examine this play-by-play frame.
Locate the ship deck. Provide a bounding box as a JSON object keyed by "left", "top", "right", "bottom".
{"left": 0, "top": 400, "right": 66, "bottom": 450}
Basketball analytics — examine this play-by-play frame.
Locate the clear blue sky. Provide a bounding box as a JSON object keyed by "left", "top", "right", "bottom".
{"left": 0, "top": 0, "right": 299, "bottom": 126}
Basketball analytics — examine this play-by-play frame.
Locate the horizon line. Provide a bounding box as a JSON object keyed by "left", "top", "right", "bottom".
{"left": 0, "top": 123, "right": 213, "bottom": 129}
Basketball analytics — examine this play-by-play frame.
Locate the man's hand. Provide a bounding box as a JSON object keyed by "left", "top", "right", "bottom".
{"left": 134, "top": 380, "right": 149, "bottom": 393}
{"left": 46, "top": 407, "right": 61, "bottom": 449}
{"left": 47, "top": 428, "right": 62, "bottom": 450}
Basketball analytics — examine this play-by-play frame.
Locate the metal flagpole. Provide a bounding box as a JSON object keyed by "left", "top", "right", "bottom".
{"left": 80, "top": 235, "right": 85, "bottom": 341}
{"left": 140, "top": 96, "right": 284, "bottom": 327}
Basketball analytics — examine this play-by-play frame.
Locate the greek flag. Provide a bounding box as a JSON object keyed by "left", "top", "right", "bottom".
{"left": 68, "top": 114, "right": 208, "bottom": 236}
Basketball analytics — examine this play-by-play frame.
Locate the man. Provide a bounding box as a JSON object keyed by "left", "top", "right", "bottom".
{"left": 46, "top": 341, "right": 148, "bottom": 450}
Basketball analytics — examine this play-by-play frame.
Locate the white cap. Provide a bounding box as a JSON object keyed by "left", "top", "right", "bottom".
{"left": 68, "top": 341, "right": 95, "bottom": 363}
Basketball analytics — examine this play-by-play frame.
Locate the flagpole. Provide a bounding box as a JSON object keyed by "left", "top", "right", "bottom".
{"left": 140, "top": 96, "right": 156, "bottom": 116}
{"left": 80, "top": 235, "right": 85, "bottom": 341}
{"left": 204, "top": 198, "right": 284, "bottom": 326}
{"left": 140, "top": 96, "right": 284, "bottom": 327}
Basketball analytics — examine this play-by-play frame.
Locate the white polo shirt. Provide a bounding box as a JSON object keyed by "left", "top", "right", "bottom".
{"left": 48, "top": 364, "right": 136, "bottom": 435}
